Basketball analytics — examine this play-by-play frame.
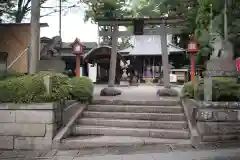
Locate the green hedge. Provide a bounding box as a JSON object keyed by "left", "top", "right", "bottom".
{"left": 0, "top": 71, "right": 94, "bottom": 103}
{"left": 0, "top": 71, "right": 26, "bottom": 80}
{"left": 33, "top": 71, "right": 71, "bottom": 102}
{"left": 68, "top": 76, "right": 94, "bottom": 101}
{"left": 181, "top": 77, "right": 240, "bottom": 101}
{"left": 0, "top": 75, "right": 46, "bottom": 103}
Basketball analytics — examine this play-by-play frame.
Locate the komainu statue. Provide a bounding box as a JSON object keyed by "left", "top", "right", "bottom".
{"left": 208, "top": 35, "right": 235, "bottom": 72}
{"left": 40, "top": 36, "right": 62, "bottom": 60}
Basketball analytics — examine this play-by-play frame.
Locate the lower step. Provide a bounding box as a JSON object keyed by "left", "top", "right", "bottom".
{"left": 72, "top": 125, "right": 190, "bottom": 139}
{"left": 60, "top": 136, "right": 191, "bottom": 149}
{"left": 78, "top": 118, "right": 188, "bottom": 129}
{"left": 83, "top": 112, "right": 185, "bottom": 121}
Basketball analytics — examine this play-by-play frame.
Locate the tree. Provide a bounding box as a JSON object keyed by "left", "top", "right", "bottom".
{"left": 83, "top": 0, "right": 133, "bottom": 47}
{"left": 1, "top": 0, "right": 68, "bottom": 23}
{"left": 0, "top": 1, "right": 14, "bottom": 23}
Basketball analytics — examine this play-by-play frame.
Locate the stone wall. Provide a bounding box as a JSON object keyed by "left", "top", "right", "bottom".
{"left": 0, "top": 103, "right": 64, "bottom": 150}
{"left": 197, "top": 101, "right": 240, "bottom": 142}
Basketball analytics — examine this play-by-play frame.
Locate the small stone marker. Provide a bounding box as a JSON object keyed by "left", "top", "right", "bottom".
{"left": 43, "top": 75, "right": 52, "bottom": 94}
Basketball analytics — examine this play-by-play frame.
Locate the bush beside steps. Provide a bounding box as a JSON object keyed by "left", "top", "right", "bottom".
{"left": 0, "top": 71, "right": 94, "bottom": 104}
{"left": 181, "top": 77, "right": 240, "bottom": 101}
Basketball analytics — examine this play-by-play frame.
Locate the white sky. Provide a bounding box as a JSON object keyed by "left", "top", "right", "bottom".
{"left": 40, "top": 0, "right": 98, "bottom": 42}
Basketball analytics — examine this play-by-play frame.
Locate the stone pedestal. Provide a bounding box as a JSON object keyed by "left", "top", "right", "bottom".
{"left": 204, "top": 59, "right": 237, "bottom": 101}
{"left": 157, "top": 87, "right": 179, "bottom": 97}
{"left": 130, "top": 76, "right": 139, "bottom": 86}
{"left": 120, "top": 68, "right": 129, "bottom": 86}
{"left": 100, "top": 87, "right": 121, "bottom": 96}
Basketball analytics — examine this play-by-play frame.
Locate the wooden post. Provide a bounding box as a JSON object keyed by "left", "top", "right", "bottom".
{"left": 108, "top": 24, "right": 118, "bottom": 87}
{"left": 190, "top": 53, "right": 195, "bottom": 83}
{"left": 160, "top": 25, "right": 171, "bottom": 88}
{"left": 75, "top": 55, "right": 80, "bottom": 77}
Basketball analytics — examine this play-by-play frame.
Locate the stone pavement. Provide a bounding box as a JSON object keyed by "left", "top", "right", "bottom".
{"left": 93, "top": 85, "right": 182, "bottom": 101}
{"left": 1, "top": 146, "right": 240, "bottom": 160}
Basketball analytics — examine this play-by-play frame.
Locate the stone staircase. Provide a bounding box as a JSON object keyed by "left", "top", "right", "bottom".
{"left": 59, "top": 100, "right": 190, "bottom": 149}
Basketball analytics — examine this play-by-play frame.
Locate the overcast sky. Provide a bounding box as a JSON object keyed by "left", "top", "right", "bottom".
{"left": 40, "top": 0, "right": 98, "bottom": 42}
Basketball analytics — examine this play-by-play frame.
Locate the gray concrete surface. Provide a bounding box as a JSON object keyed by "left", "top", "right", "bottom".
{"left": 93, "top": 85, "right": 182, "bottom": 101}
{"left": 0, "top": 147, "right": 240, "bottom": 159}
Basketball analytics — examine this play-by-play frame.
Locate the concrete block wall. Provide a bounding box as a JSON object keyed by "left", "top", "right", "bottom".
{"left": 196, "top": 101, "right": 240, "bottom": 142}
{"left": 0, "top": 103, "right": 63, "bottom": 150}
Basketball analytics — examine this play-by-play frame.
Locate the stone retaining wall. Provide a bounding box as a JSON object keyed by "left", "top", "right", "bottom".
{"left": 182, "top": 99, "right": 240, "bottom": 146}
{"left": 0, "top": 102, "right": 64, "bottom": 150}
{"left": 197, "top": 101, "right": 240, "bottom": 142}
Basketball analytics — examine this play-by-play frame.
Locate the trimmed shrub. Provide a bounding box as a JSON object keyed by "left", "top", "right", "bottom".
{"left": 0, "top": 71, "right": 26, "bottom": 80}
{"left": 181, "top": 77, "right": 240, "bottom": 101}
{"left": 68, "top": 76, "right": 94, "bottom": 101}
{"left": 0, "top": 75, "right": 46, "bottom": 103}
{"left": 0, "top": 71, "right": 72, "bottom": 103}
{"left": 0, "top": 71, "right": 94, "bottom": 103}
{"left": 34, "top": 71, "right": 71, "bottom": 101}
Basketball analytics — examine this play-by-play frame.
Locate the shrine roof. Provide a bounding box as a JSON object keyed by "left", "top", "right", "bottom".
{"left": 83, "top": 45, "right": 127, "bottom": 64}
{"left": 118, "top": 35, "right": 185, "bottom": 56}
{"left": 61, "top": 42, "right": 97, "bottom": 49}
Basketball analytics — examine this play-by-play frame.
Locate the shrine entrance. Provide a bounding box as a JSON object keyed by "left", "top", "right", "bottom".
{"left": 83, "top": 46, "right": 127, "bottom": 84}
{"left": 95, "top": 17, "right": 184, "bottom": 96}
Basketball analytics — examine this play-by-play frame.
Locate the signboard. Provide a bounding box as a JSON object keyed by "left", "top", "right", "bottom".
{"left": 170, "top": 74, "right": 177, "bottom": 83}
{"left": 88, "top": 63, "right": 97, "bottom": 82}
{"left": 236, "top": 58, "right": 240, "bottom": 72}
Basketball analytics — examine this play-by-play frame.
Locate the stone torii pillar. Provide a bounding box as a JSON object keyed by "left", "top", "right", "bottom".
{"left": 157, "top": 25, "right": 179, "bottom": 97}
{"left": 100, "top": 23, "right": 122, "bottom": 96}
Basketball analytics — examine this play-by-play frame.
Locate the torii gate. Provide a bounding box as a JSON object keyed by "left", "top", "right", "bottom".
{"left": 96, "top": 17, "right": 184, "bottom": 96}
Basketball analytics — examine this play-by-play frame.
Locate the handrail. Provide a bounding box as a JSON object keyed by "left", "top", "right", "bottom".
{"left": 7, "top": 47, "right": 29, "bottom": 69}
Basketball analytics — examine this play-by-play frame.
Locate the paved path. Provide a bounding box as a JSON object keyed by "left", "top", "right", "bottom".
{"left": 0, "top": 147, "right": 240, "bottom": 159}
{"left": 93, "top": 85, "right": 182, "bottom": 101}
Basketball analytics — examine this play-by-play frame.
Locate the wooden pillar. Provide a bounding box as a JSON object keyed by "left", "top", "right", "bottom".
{"left": 160, "top": 25, "right": 171, "bottom": 88}
{"left": 108, "top": 24, "right": 118, "bottom": 87}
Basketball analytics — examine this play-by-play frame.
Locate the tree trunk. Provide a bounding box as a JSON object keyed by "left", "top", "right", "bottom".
{"left": 15, "top": 12, "right": 25, "bottom": 23}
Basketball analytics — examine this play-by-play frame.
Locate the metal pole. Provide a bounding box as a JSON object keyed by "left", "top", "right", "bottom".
{"left": 29, "top": 0, "right": 40, "bottom": 74}
{"left": 108, "top": 24, "right": 118, "bottom": 87}
{"left": 190, "top": 53, "right": 195, "bottom": 83}
{"left": 59, "top": 0, "right": 62, "bottom": 38}
{"left": 224, "top": 0, "right": 228, "bottom": 43}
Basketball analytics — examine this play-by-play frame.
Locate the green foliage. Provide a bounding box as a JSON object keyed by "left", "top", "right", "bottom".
{"left": 0, "top": 71, "right": 94, "bottom": 104}
{"left": 0, "top": 75, "right": 46, "bottom": 103}
{"left": 84, "top": 0, "right": 133, "bottom": 22}
{"left": 0, "top": 71, "right": 26, "bottom": 80}
{"left": 182, "top": 77, "right": 240, "bottom": 101}
{"left": 1, "top": 0, "right": 68, "bottom": 23}
{"left": 33, "top": 71, "right": 71, "bottom": 102}
{"left": 68, "top": 76, "right": 94, "bottom": 101}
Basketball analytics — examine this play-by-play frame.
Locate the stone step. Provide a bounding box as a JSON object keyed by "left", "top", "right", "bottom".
{"left": 92, "top": 99, "right": 180, "bottom": 106}
{"left": 72, "top": 125, "right": 190, "bottom": 139}
{"left": 83, "top": 111, "right": 185, "bottom": 121}
{"left": 78, "top": 118, "right": 188, "bottom": 129}
{"left": 87, "top": 105, "right": 183, "bottom": 113}
{"left": 60, "top": 136, "right": 191, "bottom": 149}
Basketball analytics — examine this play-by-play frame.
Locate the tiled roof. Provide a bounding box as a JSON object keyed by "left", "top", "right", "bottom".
{"left": 61, "top": 42, "right": 97, "bottom": 49}
{"left": 118, "top": 35, "right": 185, "bottom": 55}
